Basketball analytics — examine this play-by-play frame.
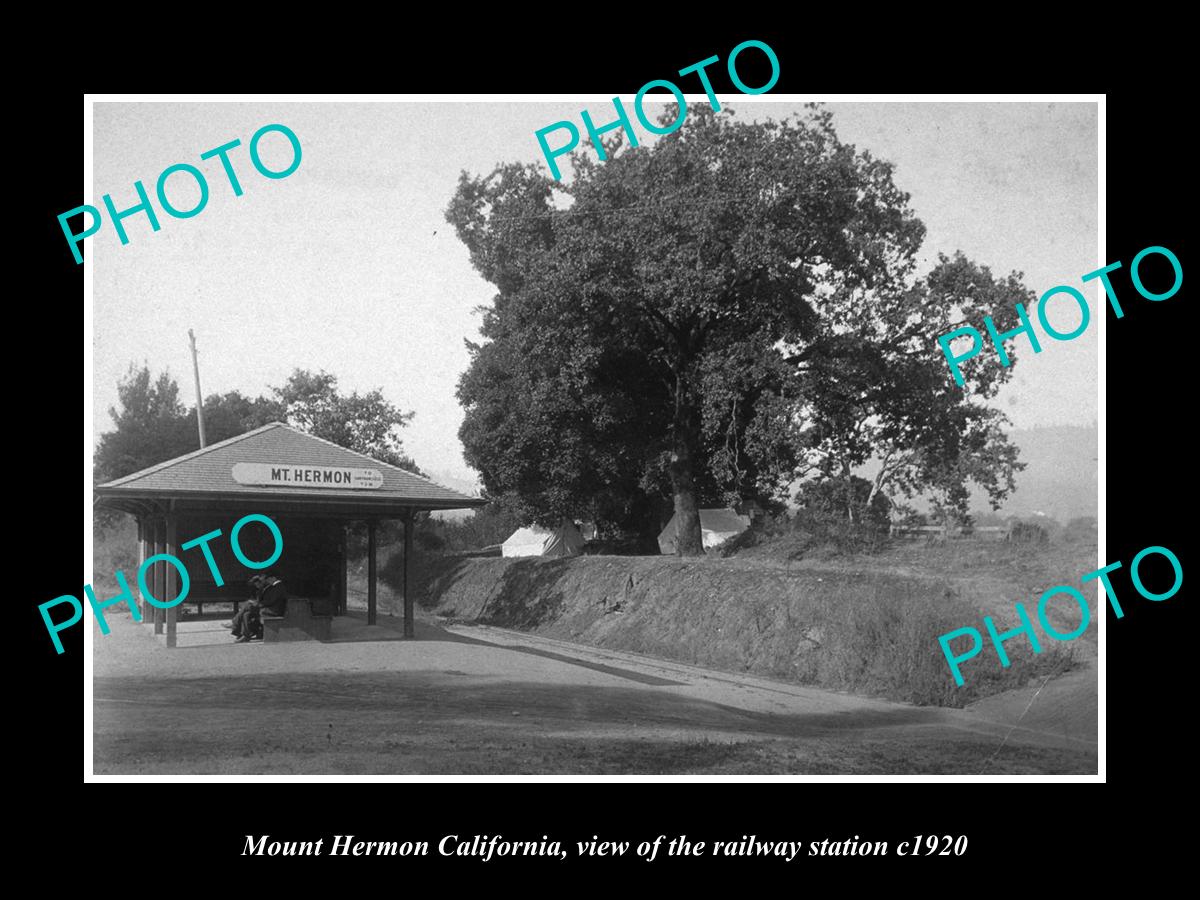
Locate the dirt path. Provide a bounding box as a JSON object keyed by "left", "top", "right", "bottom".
{"left": 448, "top": 623, "right": 1098, "bottom": 749}
{"left": 92, "top": 613, "right": 1097, "bottom": 775}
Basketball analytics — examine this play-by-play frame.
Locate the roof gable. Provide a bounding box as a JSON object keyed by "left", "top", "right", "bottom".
{"left": 97, "top": 422, "right": 481, "bottom": 507}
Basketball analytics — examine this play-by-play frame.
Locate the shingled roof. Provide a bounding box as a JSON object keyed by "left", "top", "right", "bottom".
{"left": 96, "top": 422, "right": 484, "bottom": 510}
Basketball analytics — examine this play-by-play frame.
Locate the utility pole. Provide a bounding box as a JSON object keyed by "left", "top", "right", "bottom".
{"left": 188, "top": 328, "right": 207, "bottom": 448}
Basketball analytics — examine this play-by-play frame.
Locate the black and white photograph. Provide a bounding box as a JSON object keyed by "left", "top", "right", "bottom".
{"left": 84, "top": 96, "right": 1101, "bottom": 777}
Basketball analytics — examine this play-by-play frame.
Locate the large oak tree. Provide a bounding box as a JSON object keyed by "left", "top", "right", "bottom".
{"left": 449, "top": 107, "right": 928, "bottom": 554}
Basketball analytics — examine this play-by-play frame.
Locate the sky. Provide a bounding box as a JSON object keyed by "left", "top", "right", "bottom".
{"left": 91, "top": 100, "right": 1098, "bottom": 487}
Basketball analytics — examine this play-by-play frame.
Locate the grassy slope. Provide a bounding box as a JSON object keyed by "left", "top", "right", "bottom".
{"left": 735, "top": 534, "right": 1100, "bottom": 660}
{"left": 409, "top": 537, "right": 1091, "bottom": 708}
{"left": 92, "top": 516, "right": 1095, "bottom": 709}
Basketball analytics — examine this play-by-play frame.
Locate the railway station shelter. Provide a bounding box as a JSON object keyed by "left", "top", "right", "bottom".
{"left": 94, "top": 422, "right": 485, "bottom": 647}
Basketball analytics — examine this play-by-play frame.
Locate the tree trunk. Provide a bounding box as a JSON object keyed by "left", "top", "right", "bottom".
{"left": 669, "top": 370, "right": 704, "bottom": 556}
{"left": 866, "top": 452, "right": 892, "bottom": 509}
{"left": 842, "top": 460, "right": 856, "bottom": 524}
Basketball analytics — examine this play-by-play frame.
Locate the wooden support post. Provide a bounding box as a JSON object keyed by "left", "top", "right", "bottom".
{"left": 367, "top": 520, "right": 377, "bottom": 626}
{"left": 153, "top": 520, "right": 165, "bottom": 635}
{"left": 165, "top": 514, "right": 178, "bottom": 649}
{"left": 339, "top": 526, "right": 348, "bottom": 615}
{"left": 135, "top": 518, "right": 149, "bottom": 622}
{"left": 403, "top": 511, "right": 414, "bottom": 639}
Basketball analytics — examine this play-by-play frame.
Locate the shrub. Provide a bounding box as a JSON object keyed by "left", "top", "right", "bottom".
{"left": 419, "top": 503, "right": 525, "bottom": 554}
{"left": 413, "top": 528, "right": 446, "bottom": 553}
{"left": 584, "top": 534, "right": 656, "bottom": 556}
{"left": 797, "top": 476, "right": 891, "bottom": 530}
{"left": 1007, "top": 521, "right": 1049, "bottom": 546}
{"left": 791, "top": 509, "right": 888, "bottom": 555}
{"left": 717, "top": 512, "right": 791, "bottom": 557}
{"left": 789, "top": 476, "right": 891, "bottom": 554}
{"left": 92, "top": 515, "right": 138, "bottom": 595}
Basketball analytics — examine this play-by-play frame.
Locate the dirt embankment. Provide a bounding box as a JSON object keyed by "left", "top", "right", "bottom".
{"left": 409, "top": 555, "right": 1075, "bottom": 708}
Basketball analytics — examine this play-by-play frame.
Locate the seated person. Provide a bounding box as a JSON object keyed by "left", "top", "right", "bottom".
{"left": 226, "top": 576, "right": 264, "bottom": 642}
{"left": 226, "top": 574, "right": 288, "bottom": 643}
{"left": 257, "top": 574, "right": 288, "bottom": 618}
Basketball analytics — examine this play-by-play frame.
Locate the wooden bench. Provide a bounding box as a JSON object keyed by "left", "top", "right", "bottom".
{"left": 140, "top": 586, "right": 242, "bottom": 617}
{"left": 261, "top": 598, "right": 333, "bottom": 643}
{"left": 180, "top": 589, "right": 242, "bottom": 616}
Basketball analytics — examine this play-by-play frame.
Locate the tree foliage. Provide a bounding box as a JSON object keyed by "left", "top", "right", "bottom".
{"left": 94, "top": 364, "right": 192, "bottom": 483}
{"left": 796, "top": 475, "right": 892, "bottom": 532}
{"left": 418, "top": 497, "right": 527, "bottom": 554}
{"left": 447, "top": 106, "right": 1032, "bottom": 549}
{"left": 272, "top": 369, "right": 421, "bottom": 473}
{"left": 791, "top": 252, "right": 1031, "bottom": 523}
{"left": 94, "top": 365, "right": 421, "bottom": 484}
{"left": 448, "top": 107, "right": 936, "bottom": 553}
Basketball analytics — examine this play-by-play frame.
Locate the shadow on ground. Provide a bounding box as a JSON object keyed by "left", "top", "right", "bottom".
{"left": 93, "top": 670, "right": 1094, "bottom": 776}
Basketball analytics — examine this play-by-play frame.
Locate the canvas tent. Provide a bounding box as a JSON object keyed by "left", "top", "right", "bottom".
{"left": 502, "top": 519, "right": 585, "bottom": 558}
{"left": 658, "top": 508, "right": 750, "bottom": 555}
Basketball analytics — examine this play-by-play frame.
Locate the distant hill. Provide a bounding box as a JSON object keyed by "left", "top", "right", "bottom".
{"left": 848, "top": 423, "right": 1098, "bottom": 523}
{"left": 982, "top": 424, "right": 1097, "bottom": 522}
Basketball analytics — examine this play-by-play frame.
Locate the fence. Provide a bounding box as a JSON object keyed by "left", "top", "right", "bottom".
{"left": 889, "top": 524, "right": 1009, "bottom": 541}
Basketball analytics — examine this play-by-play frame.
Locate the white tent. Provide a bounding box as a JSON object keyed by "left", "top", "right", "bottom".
{"left": 502, "top": 519, "right": 585, "bottom": 558}
{"left": 658, "top": 508, "right": 750, "bottom": 555}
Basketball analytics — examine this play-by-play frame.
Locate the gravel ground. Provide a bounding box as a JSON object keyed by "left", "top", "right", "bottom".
{"left": 91, "top": 611, "right": 1096, "bottom": 775}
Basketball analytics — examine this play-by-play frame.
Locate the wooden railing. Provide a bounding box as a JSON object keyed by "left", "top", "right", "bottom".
{"left": 889, "top": 524, "right": 1009, "bottom": 540}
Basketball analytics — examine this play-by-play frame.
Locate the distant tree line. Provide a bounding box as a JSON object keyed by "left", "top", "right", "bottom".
{"left": 412, "top": 501, "right": 526, "bottom": 555}
{"left": 94, "top": 364, "right": 422, "bottom": 485}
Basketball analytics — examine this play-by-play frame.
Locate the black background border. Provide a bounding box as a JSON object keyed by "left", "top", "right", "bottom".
{"left": 19, "top": 28, "right": 1189, "bottom": 882}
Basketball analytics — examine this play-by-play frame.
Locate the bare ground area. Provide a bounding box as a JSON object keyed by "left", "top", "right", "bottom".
{"left": 93, "top": 613, "right": 1096, "bottom": 775}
